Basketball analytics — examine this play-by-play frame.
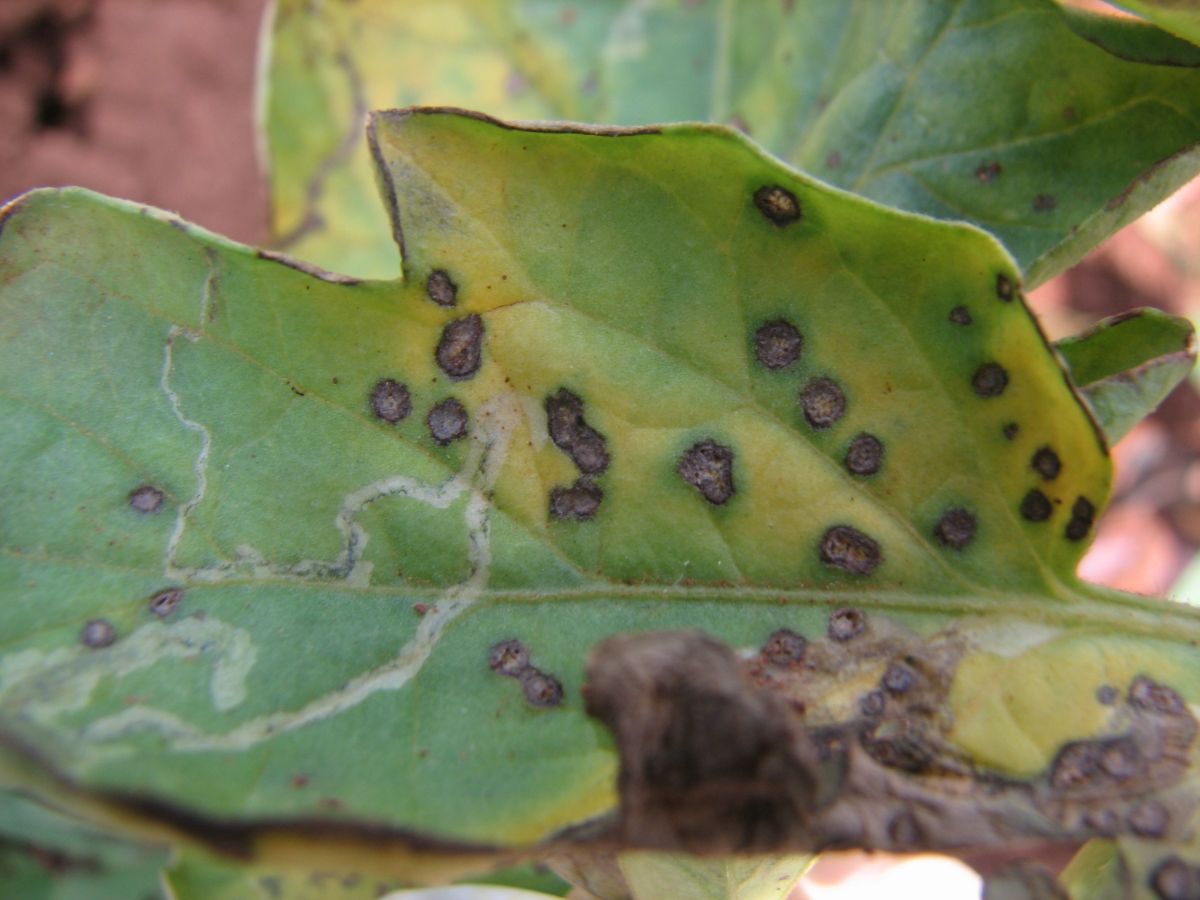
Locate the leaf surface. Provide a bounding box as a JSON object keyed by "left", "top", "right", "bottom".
{"left": 2, "top": 113, "right": 1200, "bottom": 899}
{"left": 262, "top": 0, "right": 1200, "bottom": 285}
{"left": 1112, "top": 0, "right": 1200, "bottom": 45}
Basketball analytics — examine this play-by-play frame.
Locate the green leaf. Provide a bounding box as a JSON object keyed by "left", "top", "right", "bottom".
{"left": 617, "top": 852, "right": 811, "bottom": 900}
{"left": 4, "top": 112, "right": 1200, "bottom": 899}
{"left": 1112, "top": 0, "right": 1200, "bottom": 46}
{"left": 261, "top": 0, "right": 1200, "bottom": 285}
{"left": 1056, "top": 308, "right": 1197, "bottom": 445}
{"left": 0, "top": 789, "right": 167, "bottom": 900}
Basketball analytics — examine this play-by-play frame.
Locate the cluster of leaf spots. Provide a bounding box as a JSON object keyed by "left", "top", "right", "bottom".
{"left": 488, "top": 638, "right": 563, "bottom": 708}
{"left": 546, "top": 388, "right": 609, "bottom": 521}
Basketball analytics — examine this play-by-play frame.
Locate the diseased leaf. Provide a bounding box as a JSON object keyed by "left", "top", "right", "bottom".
{"left": 616, "top": 851, "right": 811, "bottom": 900}
{"left": 262, "top": 0, "right": 1200, "bottom": 285}
{"left": 2, "top": 112, "right": 1200, "bottom": 900}
{"left": 1055, "top": 309, "right": 1197, "bottom": 444}
{"left": 163, "top": 848, "right": 410, "bottom": 900}
{"left": 1112, "top": 0, "right": 1200, "bottom": 46}
{"left": 0, "top": 789, "right": 167, "bottom": 900}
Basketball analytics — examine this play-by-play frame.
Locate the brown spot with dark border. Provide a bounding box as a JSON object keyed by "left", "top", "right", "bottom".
{"left": 1002, "top": 422, "right": 1019, "bottom": 440}
{"left": 996, "top": 274, "right": 1015, "bottom": 302}
{"left": 426, "top": 398, "right": 468, "bottom": 445}
{"left": 1031, "top": 446, "right": 1061, "bottom": 480}
{"left": 753, "top": 185, "right": 801, "bottom": 226}
{"left": 1032, "top": 194, "right": 1057, "bottom": 213}
{"left": 546, "top": 389, "right": 609, "bottom": 474}
{"left": 934, "top": 507, "right": 976, "bottom": 550}
{"left": 148, "top": 588, "right": 184, "bottom": 619}
{"left": 369, "top": 378, "right": 411, "bottom": 423}
{"left": 1150, "top": 857, "right": 1197, "bottom": 900}
{"left": 975, "top": 161, "right": 1001, "bottom": 184}
{"left": 1129, "top": 801, "right": 1170, "bottom": 838}
{"left": 820, "top": 526, "right": 881, "bottom": 576}
{"left": 754, "top": 319, "right": 803, "bottom": 369}
{"left": 1129, "top": 675, "right": 1187, "bottom": 716}
{"left": 520, "top": 668, "right": 564, "bottom": 708}
{"left": 844, "top": 433, "right": 883, "bottom": 476}
{"left": 1020, "top": 489, "right": 1052, "bottom": 522}
{"left": 489, "top": 639, "right": 529, "bottom": 677}
{"left": 81, "top": 619, "right": 116, "bottom": 648}
{"left": 1096, "top": 684, "right": 1118, "bottom": 705}
{"left": 425, "top": 270, "right": 457, "bottom": 307}
{"left": 128, "top": 485, "right": 164, "bottom": 514}
{"left": 948, "top": 305, "right": 972, "bottom": 325}
{"left": 972, "top": 362, "right": 1008, "bottom": 397}
{"left": 436, "top": 314, "right": 484, "bottom": 380}
{"left": 761, "top": 629, "right": 806, "bottom": 667}
{"left": 800, "top": 376, "right": 846, "bottom": 429}
{"left": 677, "top": 440, "right": 735, "bottom": 505}
{"left": 549, "top": 478, "right": 603, "bottom": 521}
{"left": 882, "top": 662, "right": 915, "bottom": 694}
{"left": 860, "top": 690, "right": 886, "bottom": 717}
{"left": 828, "top": 607, "right": 866, "bottom": 641}
{"left": 1065, "top": 496, "right": 1095, "bottom": 542}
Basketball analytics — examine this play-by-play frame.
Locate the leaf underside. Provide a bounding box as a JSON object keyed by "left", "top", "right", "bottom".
{"left": 263, "top": 0, "right": 1200, "bottom": 286}
{"left": 1, "top": 111, "right": 1200, "bottom": 900}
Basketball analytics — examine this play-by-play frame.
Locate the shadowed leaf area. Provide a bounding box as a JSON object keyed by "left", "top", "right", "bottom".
{"left": 2, "top": 110, "right": 1200, "bottom": 899}
{"left": 264, "top": 0, "right": 1200, "bottom": 286}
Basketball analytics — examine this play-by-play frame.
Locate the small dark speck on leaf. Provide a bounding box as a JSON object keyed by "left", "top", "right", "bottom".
{"left": 1032, "top": 446, "right": 1061, "bottom": 480}
{"left": 949, "top": 305, "right": 972, "bottom": 325}
{"left": 860, "top": 690, "right": 886, "bottom": 717}
{"left": 882, "top": 662, "right": 915, "bottom": 694}
{"left": 1003, "top": 422, "right": 1019, "bottom": 440}
{"left": 413, "top": 603, "right": 428, "bottom": 616}
{"left": 1065, "top": 496, "right": 1095, "bottom": 542}
{"left": 753, "top": 184, "right": 801, "bottom": 226}
{"left": 934, "top": 507, "right": 976, "bottom": 550}
{"left": 996, "top": 274, "right": 1015, "bottom": 302}
{"left": 520, "top": 668, "right": 564, "bottom": 708}
{"left": 761, "top": 628, "right": 806, "bottom": 666}
{"left": 826, "top": 150, "right": 842, "bottom": 169}
{"left": 1033, "top": 194, "right": 1057, "bottom": 212}
{"left": 972, "top": 362, "right": 1008, "bottom": 397}
{"left": 489, "top": 639, "right": 529, "bottom": 677}
{"left": 1150, "top": 857, "right": 1197, "bottom": 900}
{"left": 436, "top": 314, "right": 484, "bottom": 380}
{"left": 1096, "top": 684, "right": 1118, "bottom": 705}
{"left": 828, "top": 606, "right": 867, "bottom": 641}
{"left": 81, "top": 618, "right": 116, "bottom": 648}
{"left": 1129, "top": 801, "right": 1170, "bottom": 838}
{"left": 426, "top": 398, "right": 468, "bottom": 445}
{"left": 844, "top": 433, "right": 883, "bottom": 476}
{"left": 128, "top": 485, "right": 164, "bottom": 513}
{"left": 550, "top": 478, "right": 604, "bottom": 521}
{"left": 290, "top": 774, "right": 310, "bottom": 789}
{"left": 1020, "top": 489, "right": 1052, "bottom": 522}
{"left": 426, "top": 270, "right": 458, "bottom": 307}
{"left": 677, "top": 439, "right": 735, "bottom": 505}
{"left": 369, "top": 378, "right": 411, "bottom": 423}
{"left": 148, "top": 588, "right": 184, "bottom": 618}
{"left": 754, "top": 319, "right": 803, "bottom": 369}
{"left": 820, "top": 526, "right": 881, "bottom": 576}
{"left": 975, "top": 161, "right": 1002, "bottom": 183}
{"left": 800, "top": 376, "right": 846, "bottom": 428}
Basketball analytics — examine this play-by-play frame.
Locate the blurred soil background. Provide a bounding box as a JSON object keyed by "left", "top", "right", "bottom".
{"left": 2, "top": 2, "right": 1198, "bottom": 898}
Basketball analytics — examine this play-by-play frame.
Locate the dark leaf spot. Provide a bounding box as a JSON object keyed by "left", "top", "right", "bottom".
{"left": 426, "top": 398, "right": 468, "bottom": 445}
{"left": 761, "top": 628, "right": 806, "bottom": 666}
{"left": 520, "top": 668, "right": 564, "bottom": 708}
{"left": 934, "top": 506, "right": 976, "bottom": 550}
{"left": 1098, "top": 737, "right": 1140, "bottom": 780}
{"left": 1020, "top": 490, "right": 1052, "bottom": 523}
{"left": 996, "top": 274, "right": 1015, "bottom": 302}
{"left": 887, "top": 810, "right": 923, "bottom": 849}
{"left": 426, "top": 270, "right": 457, "bottom": 306}
{"left": 826, "top": 150, "right": 842, "bottom": 169}
{"left": 1003, "top": 422, "right": 1019, "bottom": 440}
{"left": 148, "top": 588, "right": 184, "bottom": 618}
{"left": 290, "top": 774, "right": 310, "bottom": 789}
{"left": 972, "top": 362, "right": 1008, "bottom": 397}
{"left": 844, "top": 433, "right": 883, "bottom": 476}
{"left": 828, "top": 607, "right": 867, "bottom": 641}
{"left": 1096, "top": 684, "right": 1118, "bottom": 705}
{"left": 882, "top": 662, "right": 915, "bottom": 695}
{"left": 948, "top": 305, "right": 972, "bottom": 325}
{"left": 975, "top": 161, "right": 1002, "bottom": 183}
{"left": 1129, "top": 801, "right": 1170, "bottom": 838}
{"left": 820, "top": 527, "right": 881, "bottom": 576}
{"left": 860, "top": 690, "right": 886, "bottom": 717}
{"left": 436, "top": 314, "right": 484, "bottom": 380}
{"left": 549, "top": 478, "right": 603, "bottom": 521}
{"left": 369, "top": 378, "right": 411, "bottom": 423}
{"left": 1065, "top": 496, "right": 1096, "bottom": 542}
{"left": 1032, "top": 194, "right": 1057, "bottom": 212}
{"left": 1050, "top": 741, "right": 1098, "bottom": 789}
{"left": 862, "top": 726, "right": 934, "bottom": 773}
{"left": 128, "top": 485, "right": 164, "bottom": 514}
{"left": 81, "top": 619, "right": 116, "bottom": 648}
{"left": 1129, "top": 675, "right": 1187, "bottom": 716}
{"left": 1084, "top": 808, "right": 1120, "bottom": 835}
{"left": 799, "top": 376, "right": 846, "bottom": 429}
{"left": 754, "top": 319, "right": 803, "bottom": 369}
{"left": 489, "top": 639, "right": 529, "bottom": 677}
{"left": 546, "top": 389, "right": 609, "bottom": 474}
{"left": 677, "top": 439, "right": 735, "bottom": 505}
{"left": 1150, "top": 857, "right": 1197, "bottom": 900}
{"left": 1031, "top": 446, "right": 1061, "bottom": 480}
{"left": 753, "top": 185, "right": 801, "bottom": 226}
